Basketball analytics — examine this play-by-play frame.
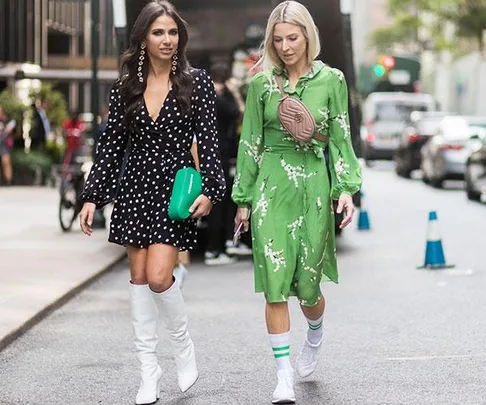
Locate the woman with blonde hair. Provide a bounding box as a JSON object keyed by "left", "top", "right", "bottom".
{"left": 232, "top": 1, "right": 361, "bottom": 402}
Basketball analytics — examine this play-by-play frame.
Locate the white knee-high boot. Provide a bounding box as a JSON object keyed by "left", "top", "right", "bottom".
{"left": 129, "top": 283, "right": 163, "bottom": 405}
{"left": 151, "top": 278, "right": 198, "bottom": 393}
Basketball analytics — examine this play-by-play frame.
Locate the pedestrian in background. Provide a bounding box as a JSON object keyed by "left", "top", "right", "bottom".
{"left": 62, "top": 111, "right": 86, "bottom": 167}
{"left": 172, "top": 134, "right": 199, "bottom": 286}
{"left": 91, "top": 104, "right": 110, "bottom": 229}
{"left": 0, "top": 105, "right": 15, "bottom": 186}
{"left": 30, "top": 100, "right": 50, "bottom": 151}
{"left": 203, "top": 63, "right": 246, "bottom": 265}
{"left": 92, "top": 103, "right": 109, "bottom": 161}
{"left": 232, "top": 1, "right": 362, "bottom": 403}
{"left": 79, "top": 1, "right": 226, "bottom": 404}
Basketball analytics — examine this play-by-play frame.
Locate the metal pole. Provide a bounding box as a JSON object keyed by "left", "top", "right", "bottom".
{"left": 91, "top": 0, "right": 100, "bottom": 133}
{"left": 112, "top": 0, "right": 128, "bottom": 63}
{"left": 339, "top": 0, "right": 362, "bottom": 159}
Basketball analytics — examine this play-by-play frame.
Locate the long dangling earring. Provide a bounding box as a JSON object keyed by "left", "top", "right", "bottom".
{"left": 171, "top": 50, "right": 178, "bottom": 75}
{"left": 138, "top": 43, "right": 146, "bottom": 83}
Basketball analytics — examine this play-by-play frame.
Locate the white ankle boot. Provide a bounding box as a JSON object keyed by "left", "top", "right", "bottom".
{"left": 272, "top": 368, "right": 296, "bottom": 404}
{"left": 152, "top": 278, "right": 198, "bottom": 393}
{"left": 129, "top": 283, "right": 162, "bottom": 405}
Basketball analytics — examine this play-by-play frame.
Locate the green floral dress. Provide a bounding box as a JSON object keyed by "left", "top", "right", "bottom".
{"left": 231, "top": 61, "right": 362, "bottom": 306}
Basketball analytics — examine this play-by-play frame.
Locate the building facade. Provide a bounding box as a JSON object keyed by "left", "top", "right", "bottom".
{"left": 0, "top": 0, "right": 118, "bottom": 113}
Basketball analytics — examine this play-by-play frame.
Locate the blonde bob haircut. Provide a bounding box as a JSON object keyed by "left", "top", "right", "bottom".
{"left": 254, "top": 1, "right": 321, "bottom": 72}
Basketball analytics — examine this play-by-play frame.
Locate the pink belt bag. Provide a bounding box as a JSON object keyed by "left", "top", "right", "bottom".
{"left": 275, "top": 75, "right": 328, "bottom": 143}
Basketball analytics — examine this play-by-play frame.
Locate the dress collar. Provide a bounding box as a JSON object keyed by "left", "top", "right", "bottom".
{"left": 272, "top": 60, "right": 325, "bottom": 80}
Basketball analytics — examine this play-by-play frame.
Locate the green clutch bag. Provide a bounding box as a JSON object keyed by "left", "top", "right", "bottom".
{"left": 168, "top": 167, "right": 203, "bottom": 221}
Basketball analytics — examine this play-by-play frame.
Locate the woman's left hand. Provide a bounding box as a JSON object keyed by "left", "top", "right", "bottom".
{"left": 336, "top": 194, "right": 355, "bottom": 229}
{"left": 189, "top": 194, "right": 213, "bottom": 218}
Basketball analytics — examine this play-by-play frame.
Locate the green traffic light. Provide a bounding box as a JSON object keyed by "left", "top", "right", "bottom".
{"left": 373, "top": 64, "right": 386, "bottom": 77}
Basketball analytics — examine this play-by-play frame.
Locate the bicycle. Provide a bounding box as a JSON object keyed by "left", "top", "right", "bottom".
{"left": 58, "top": 153, "right": 92, "bottom": 232}
{"left": 58, "top": 122, "right": 92, "bottom": 232}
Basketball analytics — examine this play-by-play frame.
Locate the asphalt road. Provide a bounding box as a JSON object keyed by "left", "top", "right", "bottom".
{"left": 1, "top": 164, "right": 485, "bottom": 405}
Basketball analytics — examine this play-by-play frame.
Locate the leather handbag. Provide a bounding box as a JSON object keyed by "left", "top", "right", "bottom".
{"left": 275, "top": 76, "right": 328, "bottom": 143}
{"left": 168, "top": 167, "right": 202, "bottom": 221}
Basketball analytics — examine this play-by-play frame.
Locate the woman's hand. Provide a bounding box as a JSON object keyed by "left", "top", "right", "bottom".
{"left": 336, "top": 194, "right": 355, "bottom": 229}
{"left": 189, "top": 195, "right": 213, "bottom": 218}
{"left": 79, "top": 202, "right": 96, "bottom": 236}
{"left": 234, "top": 207, "right": 250, "bottom": 233}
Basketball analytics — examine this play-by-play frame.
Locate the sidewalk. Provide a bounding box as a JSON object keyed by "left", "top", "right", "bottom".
{"left": 0, "top": 186, "right": 125, "bottom": 351}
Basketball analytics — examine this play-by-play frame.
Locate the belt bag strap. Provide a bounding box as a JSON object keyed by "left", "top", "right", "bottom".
{"left": 274, "top": 75, "right": 328, "bottom": 143}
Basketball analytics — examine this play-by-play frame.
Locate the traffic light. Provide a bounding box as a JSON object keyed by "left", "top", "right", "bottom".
{"left": 373, "top": 64, "right": 386, "bottom": 77}
{"left": 373, "top": 55, "right": 396, "bottom": 78}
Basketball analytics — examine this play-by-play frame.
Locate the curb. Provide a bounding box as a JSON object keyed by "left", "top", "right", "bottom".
{"left": 0, "top": 252, "right": 127, "bottom": 352}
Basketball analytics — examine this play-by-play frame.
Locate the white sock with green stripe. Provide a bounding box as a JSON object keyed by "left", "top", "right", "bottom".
{"left": 306, "top": 314, "right": 324, "bottom": 344}
{"left": 269, "top": 332, "right": 292, "bottom": 371}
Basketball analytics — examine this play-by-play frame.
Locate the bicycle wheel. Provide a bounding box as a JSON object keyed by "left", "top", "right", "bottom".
{"left": 59, "top": 177, "right": 78, "bottom": 232}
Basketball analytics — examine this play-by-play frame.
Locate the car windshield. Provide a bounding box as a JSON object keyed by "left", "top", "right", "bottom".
{"left": 376, "top": 102, "right": 429, "bottom": 122}
{"left": 441, "top": 117, "right": 473, "bottom": 140}
{"left": 465, "top": 118, "right": 486, "bottom": 129}
{"left": 441, "top": 117, "right": 486, "bottom": 140}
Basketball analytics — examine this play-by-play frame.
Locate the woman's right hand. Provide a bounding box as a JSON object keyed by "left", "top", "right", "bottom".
{"left": 79, "top": 202, "right": 96, "bottom": 236}
{"left": 234, "top": 207, "right": 250, "bottom": 233}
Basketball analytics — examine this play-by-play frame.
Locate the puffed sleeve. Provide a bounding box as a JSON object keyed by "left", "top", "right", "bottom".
{"left": 80, "top": 80, "right": 129, "bottom": 208}
{"left": 327, "top": 69, "right": 362, "bottom": 199}
{"left": 231, "top": 73, "right": 265, "bottom": 208}
{"left": 192, "top": 69, "right": 227, "bottom": 204}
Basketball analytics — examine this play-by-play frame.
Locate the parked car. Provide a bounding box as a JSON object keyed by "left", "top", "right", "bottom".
{"left": 361, "top": 92, "right": 437, "bottom": 165}
{"left": 421, "top": 115, "right": 486, "bottom": 188}
{"left": 465, "top": 128, "right": 486, "bottom": 201}
{"left": 394, "top": 111, "right": 452, "bottom": 178}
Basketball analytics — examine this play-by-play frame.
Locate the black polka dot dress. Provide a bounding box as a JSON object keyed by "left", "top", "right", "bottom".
{"left": 81, "top": 68, "right": 226, "bottom": 250}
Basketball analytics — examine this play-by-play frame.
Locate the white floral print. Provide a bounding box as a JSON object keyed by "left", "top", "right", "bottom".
{"left": 335, "top": 112, "right": 351, "bottom": 139}
{"left": 334, "top": 157, "right": 350, "bottom": 183}
{"left": 264, "top": 239, "right": 286, "bottom": 272}
{"left": 253, "top": 181, "right": 276, "bottom": 227}
{"left": 242, "top": 133, "right": 263, "bottom": 167}
{"left": 287, "top": 216, "right": 304, "bottom": 240}
{"left": 280, "top": 158, "right": 316, "bottom": 187}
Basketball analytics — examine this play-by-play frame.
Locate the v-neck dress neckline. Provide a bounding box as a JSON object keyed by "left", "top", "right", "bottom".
{"left": 143, "top": 87, "right": 173, "bottom": 124}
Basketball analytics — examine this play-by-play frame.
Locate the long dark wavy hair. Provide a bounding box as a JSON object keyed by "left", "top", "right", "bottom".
{"left": 119, "top": 1, "right": 193, "bottom": 126}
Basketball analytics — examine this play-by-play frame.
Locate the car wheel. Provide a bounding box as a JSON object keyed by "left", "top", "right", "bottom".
{"left": 397, "top": 165, "right": 411, "bottom": 178}
{"left": 421, "top": 171, "right": 430, "bottom": 184}
{"left": 430, "top": 177, "right": 443, "bottom": 188}
{"left": 466, "top": 188, "right": 481, "bottom": 201}
{"left": 465, "top": 177, "right": 481, "bottom": 201}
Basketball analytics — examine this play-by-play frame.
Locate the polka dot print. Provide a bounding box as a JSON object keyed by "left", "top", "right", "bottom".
{"left": 81, "top": 68, "right": 226, "bottom": 250}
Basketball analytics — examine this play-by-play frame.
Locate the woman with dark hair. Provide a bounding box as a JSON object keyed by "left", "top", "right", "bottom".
{"left": 79, "top": 1, "right": 226, "bottom": 403}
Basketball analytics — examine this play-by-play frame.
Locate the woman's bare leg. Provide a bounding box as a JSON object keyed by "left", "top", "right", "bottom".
{"left": 145, "top": 244, "right": 179, "bottom": 292}
{"left": 1, "top": 154, "right": 12, "bottom": 185}
{"left": 300, "top": 295, "right": 325, "bottom": 321}
{"left": 126, "top": 245, "right": 148, "bottom": 284}
{"left": 265, "top": 302, "right": 290, "bottom": 334}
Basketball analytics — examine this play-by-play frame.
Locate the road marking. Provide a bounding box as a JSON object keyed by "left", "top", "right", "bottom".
{"left": 386, "top": 353, "right": 486, "bottom": 361}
